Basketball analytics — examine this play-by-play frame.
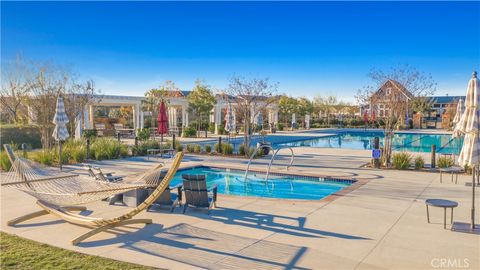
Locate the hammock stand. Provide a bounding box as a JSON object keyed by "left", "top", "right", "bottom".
{"left": 2, "top": 144, "right": 184, "bottom": 245}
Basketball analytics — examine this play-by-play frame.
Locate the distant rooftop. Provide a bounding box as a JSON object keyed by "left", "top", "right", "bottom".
{"left": 428, "top": 95, "right": 465, "bottom": 104}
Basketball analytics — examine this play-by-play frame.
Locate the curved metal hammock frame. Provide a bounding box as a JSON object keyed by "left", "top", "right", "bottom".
{"left": 2, "top": 144, "right": 184, "bottom": 245}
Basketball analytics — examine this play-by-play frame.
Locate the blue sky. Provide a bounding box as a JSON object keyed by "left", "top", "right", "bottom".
{"left": 2, "top": 1, "right": 479, "bottom": 102}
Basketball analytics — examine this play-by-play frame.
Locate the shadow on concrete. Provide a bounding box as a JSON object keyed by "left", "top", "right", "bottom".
{"left": 80, "top": 223, "right": 311, "bottom": 270}
{"left": 193, "top": 207, "right": 370, "bottom": 240}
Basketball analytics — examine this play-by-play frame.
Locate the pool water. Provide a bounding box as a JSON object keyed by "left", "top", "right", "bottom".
{"left": 278, "top": 132, "right": 463, "bottom": 154}
{"left": 171, "top": 166, "right": 352, "bottom": 200}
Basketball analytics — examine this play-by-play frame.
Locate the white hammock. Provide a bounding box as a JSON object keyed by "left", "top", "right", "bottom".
{"left": 2, "top": 156, "right": 164, "bottom": 206}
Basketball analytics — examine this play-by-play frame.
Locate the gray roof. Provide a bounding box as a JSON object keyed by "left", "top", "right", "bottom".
{"left": 428, "top": 96, "right": 465, "bottom": 104}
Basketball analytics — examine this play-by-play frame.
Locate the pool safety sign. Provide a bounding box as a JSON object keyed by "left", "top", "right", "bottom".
{"left": 372, "top": 149, "right": 381, "bottom": 159}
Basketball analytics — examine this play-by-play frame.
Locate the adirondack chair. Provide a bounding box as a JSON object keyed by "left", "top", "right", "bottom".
{"left": 181, "top": 174, "right": 217, "bottom": 214}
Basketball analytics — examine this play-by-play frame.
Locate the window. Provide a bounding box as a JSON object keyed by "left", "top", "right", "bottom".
{"left": 386, "top": 87, "right": 392, "bottom": 95}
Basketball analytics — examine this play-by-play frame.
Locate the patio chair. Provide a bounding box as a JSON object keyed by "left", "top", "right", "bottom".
{"left": 95, "top": 123, "right": 106, "bottom": 136}
{"left": 84, "top": 164, "right": 123, "bottom": 182}
{"left": 83, "top": 164, "right": 124, "bottom": 203}
{"left": 181, "top": 174, "right": 217, "bottom": 214}
{"left": 147, "top": 176, "right": 183, "bottom": 213}
{"left": 113, "top": 123, "right": 124, "bottom": 130}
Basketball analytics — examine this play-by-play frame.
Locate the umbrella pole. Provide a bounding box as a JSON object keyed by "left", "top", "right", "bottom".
{"left": 160, "top": 134, "right": 163, "bottom": 157}
{"left": 472, "top": 166, "right": 476, "bottom": 230}
{"left": 59, "top": 141, "right": 63, "bottom": 171}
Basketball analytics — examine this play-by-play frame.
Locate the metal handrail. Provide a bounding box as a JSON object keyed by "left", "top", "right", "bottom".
{"left": 265, "top": 147, "right": 295, "bottom": 184}
{"left": 243, "top": 144, "right": 274, "bottom": 182}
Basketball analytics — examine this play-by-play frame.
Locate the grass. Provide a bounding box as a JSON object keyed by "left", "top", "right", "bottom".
{"left": 0, "top": 232, "right": 159, "bottom": 270}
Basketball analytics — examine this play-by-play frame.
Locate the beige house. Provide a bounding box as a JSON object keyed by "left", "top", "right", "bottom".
{"left": 360, "top": 79, "right": 413, "bottom": 118}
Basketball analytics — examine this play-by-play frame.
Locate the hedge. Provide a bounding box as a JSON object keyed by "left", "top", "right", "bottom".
{"left": 1, "top": 125, "right": 42, "bottom": 149}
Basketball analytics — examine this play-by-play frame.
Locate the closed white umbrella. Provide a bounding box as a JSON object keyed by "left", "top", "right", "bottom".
{"left": 452, "top": 99, "right": 465, "bottom": 138}
{"left": 254, "top": 111, "right": 263, "bottom": 128}
{"left": 453, "top": 71, "right": 479, "bottom": 233}
{"left": 453, "top": 99, "right": 464, "bottom": 124}
{"left": 224, "top": 102, "right": 236, "bottom": 133}
{"left": 75, "top": 114, "right": 83, "bottom": 139}
{"left": 52, "top": 96, "right": 70, "bottom": 170}
{"left": 291, "top": 113, "right": 296, "bottom": 128}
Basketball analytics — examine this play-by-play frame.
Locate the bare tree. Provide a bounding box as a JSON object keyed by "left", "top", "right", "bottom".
{"left": 141, "top": 80, "right": 179, "bottom": 129}
{"left": 225, "top": 76, "right": 278, "bottom": 153}
{"left": 356, "top": 64, "right": 436, "bottom": 166}
{"left": 0, "top": 56, "right": 32, "bottom": 124}
{"left": 63, "top": 80, "right": 98, "bottom": 135}
{"left": 313, "top": 95, "right": 339, "bottom": 125}
{"left": 3, "top": 58, "right": 99, "bottom": 149}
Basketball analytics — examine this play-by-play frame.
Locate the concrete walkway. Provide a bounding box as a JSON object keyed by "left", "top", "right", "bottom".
{"left": 1, "top": 148, "right": 479, "bottom": 269}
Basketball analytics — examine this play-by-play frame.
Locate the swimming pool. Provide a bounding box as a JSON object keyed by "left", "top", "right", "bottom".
{"left": 171, "top": 166, "right": 353, "bottom": 200}
{"left": 278, "top": 131, "right": 463, "bottom": 154}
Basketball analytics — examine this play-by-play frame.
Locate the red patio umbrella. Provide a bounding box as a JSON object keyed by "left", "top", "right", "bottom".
{"left": 363, "top": 111, "right": 369, "bottom": 128}
{"left": 157, "top": 101, "right": 169, "bottom": 152}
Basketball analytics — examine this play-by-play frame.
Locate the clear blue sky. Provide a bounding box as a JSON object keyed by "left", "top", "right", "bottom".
{"left": 2, "top": 1, "right": 479, "bottom": 102}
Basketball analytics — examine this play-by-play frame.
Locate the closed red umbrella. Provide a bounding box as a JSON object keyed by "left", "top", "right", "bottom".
{"left": 157, "top": 101, "right": 169, "bottom": 153}
{"left": 371, "top": 110, "right": 376, "bottom": 122}
{"left": 363, "top": 111, "right": 369, "bottom": 128}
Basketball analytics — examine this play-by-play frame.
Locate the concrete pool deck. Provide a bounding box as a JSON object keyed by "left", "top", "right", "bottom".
{"left": 1, "top": 147, "right": 479, "bottom": 269}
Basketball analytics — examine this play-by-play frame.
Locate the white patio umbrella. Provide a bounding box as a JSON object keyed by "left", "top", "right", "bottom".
{"left": 254, "top": 111, "right": 263, "bottom": 129}
{"left": 224, "top": 102, "right": 236, "bottom": 133}
{"left": 52, "top": 96, "right": 70, "bottom": 170}
{"left": 74, "top": 114, "right": 83, "bottom": 139}
{"left": 453, "top": 71, "right": 480, "bottom": 233}
{"left": 291, "top": 113, "right": 296, "bottom": 128}
{"left": 453, "top": 99, "right": 465, "bottom": 124}
{"left": 452, "top": 99, "right": 465, "bottom": 138}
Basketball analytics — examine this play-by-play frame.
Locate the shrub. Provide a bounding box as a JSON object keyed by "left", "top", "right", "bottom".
{"left": 182, "top": 126, "right": 197, "bottom": 137}
{"left": 239, "top": 144, "right": 247, "bottom": 156}
{"left": 247, "top": 147, "right": 256, "bottom": 157}
{"left": 392, "top": 152, "right": 412, "bottom": 170}
{"left": 276, "top": 123, "right": 284, "bottom": 131}
{"left": 132, "top": 139, "right": 160, "bottom": 156}
{"left": 214, "top": 143, "right": 221, "bottom": 153}
{"left": 0, "top": 125, "right": 42, "bottom": 149}
{"left": 0, "top": 150, "right": 12, "bottom": 171}
{"left": 29, "top": 150, "right": 55, "bottom": 166}
{"left": 437, "top": 156, "right": 454, "bottom": 168}
{"left": 175, "top": 142, "right": 183, "bottom": 152}
{"left": 83, "top": 129, "right": 97, "bottom": 139}
{"left": 208, "top": 124, "right": 215, "bottom": 133}
{"left": 205, "top": 144, "right": 212, "bottom": 153}
{"left": 62, "top": 139, "right": 87, "bottom": 163}
{"left": 90, "top": 138, "right": 128, "bottom": 160}
{"left": 217, "top": 125, "right": 226, "bottom": 135}
{"left": 414, "top": 156, "right": 425, "bottom": 169}
{"left": 186, "top": 144, "right": 195, "bottom": 153}
{"left": 170, "top": 139, "right": 181, "bottom": 149}
{"left": 136, "top": 128, "right": 150, "bottom": 141}
{"left": 70, "top": 147, "right": 87, "bottom": 163}
{"left": 194, "top": 144, "right": 201, "bottom": 153}
{"left": 222, "top": 143, "right": 233, "bottom": 155}
{"left": 255, "top": 147, "right": 264, "bottom": 158}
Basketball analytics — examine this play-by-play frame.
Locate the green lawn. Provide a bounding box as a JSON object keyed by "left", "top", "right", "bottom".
{"left": 0, "top": 232, "right": 160, "bottom": 270}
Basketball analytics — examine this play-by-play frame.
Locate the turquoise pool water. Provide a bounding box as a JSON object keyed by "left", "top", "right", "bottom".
{"left": 278, "top": 132, "right": 463, "bottom": 154}
{"left": 171, "top": 166, "right": 352, "bottom": 200}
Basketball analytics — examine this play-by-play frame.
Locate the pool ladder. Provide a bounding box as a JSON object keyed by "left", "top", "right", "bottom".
{"left": 243, "top": 145, "right": 295, "bottom": 189}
